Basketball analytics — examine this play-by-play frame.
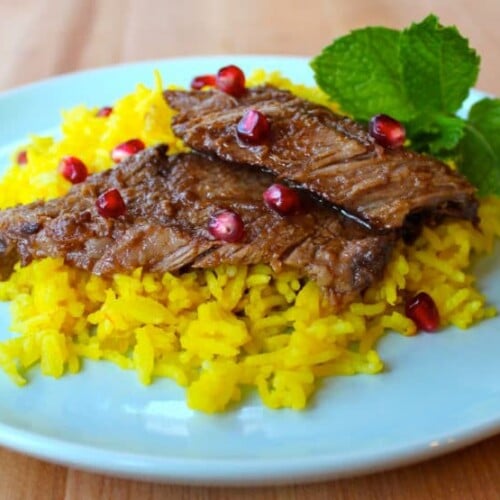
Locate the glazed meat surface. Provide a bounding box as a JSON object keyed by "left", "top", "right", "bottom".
{"left": 165, "top": 86, "right": 478, "bottom": 231}
{"left": 0, "top": 146, "right": 394, "bottom": 308}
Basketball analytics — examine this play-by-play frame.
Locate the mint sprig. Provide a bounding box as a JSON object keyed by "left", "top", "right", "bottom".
{"left": 310, "top": 15, "right": 500, "bottom": 196}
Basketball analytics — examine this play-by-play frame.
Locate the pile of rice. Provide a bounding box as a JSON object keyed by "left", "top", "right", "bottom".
{"left": 0, "top": 71, "right": 498, "bottom": 412}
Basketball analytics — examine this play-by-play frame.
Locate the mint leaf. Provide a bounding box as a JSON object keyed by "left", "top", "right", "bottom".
{"left": 457, "top": 98, "right": 500, "bottom": 196}
{"left": 408, "top": 114, "right": 466, "bottom": 155}
{"left": 400, "top": 15, "right": 480, "bottom": 115}
{"left": 310, "top": 28, "right": 415, "bottom": 121}
{"left": 310, "top": 15, "right": 481, "bottom": 158}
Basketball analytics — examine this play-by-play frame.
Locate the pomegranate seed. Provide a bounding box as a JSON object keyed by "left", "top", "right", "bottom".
{"left": 58, "top": 156, "right": 88, "bottom": 184}
{"left": 405, "top": 292, "right": 440, "bottom": 332}
{"left": 263, "top": 184, "right": 301, "bottom": 215}
{"left": 369, "top": 114, "right": 406, "bottom": 149}
{"left": 237, "top": 109, "right": 270, "bottom": 144}
{"left": 208, "top": 210, "right": 245, "bottom": 243}
{"left": 96, "top": 188, "right": 127, "bottom": 218}
{"left": 190, "top": 74, "right": 216, "bottom": 90}
{"left": 216, "top": 65, "right": 246, "bottom": 97}
{"left": 96, "top": 106, "right": 113, "bottom": 117}
{"left": 111, "top": 139, "right": 145, "bottom": 163}
{"left": 16, "top": 150, "right": 28, "bottom": 165}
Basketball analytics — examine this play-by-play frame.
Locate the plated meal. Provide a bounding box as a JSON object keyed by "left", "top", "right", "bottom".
{"left": 0, "top": 16, "right": 498, "bottom": 417}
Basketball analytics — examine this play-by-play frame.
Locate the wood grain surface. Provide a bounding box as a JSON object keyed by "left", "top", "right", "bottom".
{"left": 0, "top": 0, "right": 499, "bottom": 498}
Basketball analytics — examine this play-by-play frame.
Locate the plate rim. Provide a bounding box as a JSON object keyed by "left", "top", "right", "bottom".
{"left": 0, "top": 54, "right": 310, "bottom": 96}
{"left": 0, "top": 409, "right": 498, "bottom": 485}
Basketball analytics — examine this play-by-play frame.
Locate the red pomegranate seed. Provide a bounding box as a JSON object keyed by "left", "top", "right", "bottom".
{"left": 58, "top": 156, "right": 88, "bottom": 184}
{"left": 237, "top": 109, "right": 270, "bottom": 144}
{"left": 263, "top": 184, "right": 301, "bottom": 215}
{"left": 190, "top": 74, "right": 216, "bottom": 90}
{"left": 96, "top": 106, "right": 113, "bottom": 117}
{"left": 96, "top": 188, "right": 127, "bottom": 218}
{"left": 405, "top": 292, "right": 440, "bottom": 332}
{"left": 208, "top": 210, "right": 245, "bottom": 243}
{"left": 16, "top": 150, "right": 28, "bottom": 165}
{"left": 369, "top": 114, "right": 406, "bottom": 149}
{"left": 216, "top": 65, "right": 246, "bottom": 97}
{"left": 111, "top": 139, "right": 145, "bottom": 163}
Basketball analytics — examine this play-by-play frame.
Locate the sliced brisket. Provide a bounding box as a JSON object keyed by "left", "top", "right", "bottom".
{"left": 0, "top": 146, "right": 395, "bottom": 309}
{"left": 165, "top": 86, "right": 478, "bottom": 231}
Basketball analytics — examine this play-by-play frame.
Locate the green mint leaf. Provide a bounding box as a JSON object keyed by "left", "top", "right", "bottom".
{"left": 457, "top": 98, "right": 500, "bottom": 196}
{"left": 311, "top": 15, "right": 481, "bottom": 161}
{"left": 310, "top": 27, "right": 415, "bottom": 121}
{"left": 400, "top": 15, "right": 480, "bottom": 115}
{"left": 407, "top": 113, "right": 466, "bottom": 155}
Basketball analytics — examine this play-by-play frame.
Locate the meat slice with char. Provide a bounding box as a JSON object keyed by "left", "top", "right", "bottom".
{"left": 0, "top": 146, "right": 395, "bottom": 309}
{"left": 165, "top": 86, "right": 478, "bottom": 231}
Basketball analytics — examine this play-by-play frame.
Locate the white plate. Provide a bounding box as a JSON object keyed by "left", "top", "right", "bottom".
{"left": 0, "top": 56, "right": 498, "bottom": 486}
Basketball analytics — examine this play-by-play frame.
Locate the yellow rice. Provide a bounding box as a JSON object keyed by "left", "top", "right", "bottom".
{"left": 0, "top": 71, "right": 499, "bottom": 412}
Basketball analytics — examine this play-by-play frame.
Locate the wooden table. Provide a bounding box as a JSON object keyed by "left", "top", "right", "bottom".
{"left": 0, "top": 1, "right": 499, "bottom": 498}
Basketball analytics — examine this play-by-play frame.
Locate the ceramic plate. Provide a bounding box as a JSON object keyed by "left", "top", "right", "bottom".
{"left": 0, "top": 56, "right": 498, "bottom": 486}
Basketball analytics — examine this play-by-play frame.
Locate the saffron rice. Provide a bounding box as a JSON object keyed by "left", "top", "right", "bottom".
{"left": 0, "top": 71, "right": 498, "bottom": 412}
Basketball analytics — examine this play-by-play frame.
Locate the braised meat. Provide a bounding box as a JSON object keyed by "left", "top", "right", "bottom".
{"left": 165, "top": 86, "right": 478, "bottom": 231}
{"left": 0, "top": 146, "right": 394, "bottom": 308}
